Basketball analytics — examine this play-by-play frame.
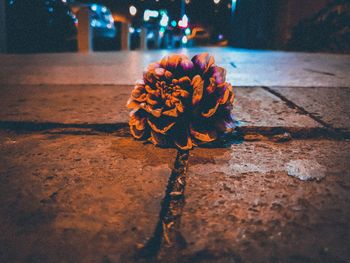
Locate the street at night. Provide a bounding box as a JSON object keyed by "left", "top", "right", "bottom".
{"left": 1, "top": 1, "right": 350, "bottom": 263}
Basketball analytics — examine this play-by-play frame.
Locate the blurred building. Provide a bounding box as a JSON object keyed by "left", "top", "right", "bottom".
{"left": 230, "top": 0, "right": 348, "bottom": 51}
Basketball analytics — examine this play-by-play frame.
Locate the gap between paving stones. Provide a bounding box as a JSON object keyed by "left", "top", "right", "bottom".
{"left": 262, "top": 86, "right": 339, "bottom": 132}
{"left": 0, "top": 84, "right": 348, "bottom": 140}
{"left": 0, "top": 120, "right": 347, "bottom": 141}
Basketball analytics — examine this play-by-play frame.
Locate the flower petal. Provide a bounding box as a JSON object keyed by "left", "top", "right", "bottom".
{"left": 218, "top": 87, "right": 230, "bottom": 105}
{"left": 140, "top": 103, "right": 162, "bottom": 117}
{"left": 211, "top": 66, "right": 226, "bottom": 85}
{"left": 162, "top": 107, "right": 179, "bottom": 117}
{"left": 229, "top": 90, "right": 235, "bottom": 104}
{"left": 180, "top": 58, "right": 194, "bottom": 72}
{"left": 178, "top": 76, "right": 191, "bottom": 87}
{"left": 190, "top": 126, "right": 217, "bottom": 142}
{"left": 127, "top": 98, "right": 141, "bottom": 109}
{"left": 129, "top": 110, "right": 149, "bottom": 139}
{"left": 176, "top": 102, "right": 185, "bottom": 113}
{"left": 149, "top": 130, "right": 170, "bottom": 147}
{"left": 172, "top": 125, "right": 193, "bottom": 150}
{"left": 206, "top": 78, "right": 216, "bottom": 94}
{"left": 160, "top": 55, "right": 181, "bottom": 70}
{"left": 154, "top": 68, "right": 166, "bottom": 79}
{"left": 192, "top": 53, "right": 215, "bottom": 73}
{"left": 146, "top": 95, "right": 159, "bottom": 106}
{"left": 147, "top": 117, "right": 176, "bottom": 134}
{"left": 202, "top": 102, "right": 219, "bottom": 118}
{"left": 146, "top": 62, "right": 160, "bottom": 71}
{"left": 191, "top": 75, "right": 204, "bottom": 105}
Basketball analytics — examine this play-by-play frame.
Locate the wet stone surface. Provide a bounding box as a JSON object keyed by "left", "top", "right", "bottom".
{"left": 179, "top": 140, "right": 350, "bottom": 263}
{"left": 0, "top": 132, "right": 176, "bottom": 262}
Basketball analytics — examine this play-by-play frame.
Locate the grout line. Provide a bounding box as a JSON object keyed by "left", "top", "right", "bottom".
{"left": 137, "top": 150, "right": 189, "bottom": 258}
{"left": 261, "top": 86, "right": 345, "bottom": 139}
{"left": 0, "top": 120, "right": 348, "bottom": 140}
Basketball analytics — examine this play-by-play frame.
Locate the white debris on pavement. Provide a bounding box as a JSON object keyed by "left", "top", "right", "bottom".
{"left": 285, "top": 159, "right": 326, "bottom": 181}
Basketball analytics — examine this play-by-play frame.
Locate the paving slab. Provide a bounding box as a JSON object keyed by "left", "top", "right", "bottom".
{"left": 0, "top": 85, "right": 131, "bottom": 124}
{"left": 270, "top": 87, "right": 350, "bottom": 133}
{"left": 0, "top": 47, "right": 349, "bottom": 87}
{"left": 178, "top": 140, "right": 350, "bottom": 262}
{"left": 0, "top": 131, "right": 176, "bottom": 262}
{"left": 0, "top": 85, "right": 321, "bottom": 131}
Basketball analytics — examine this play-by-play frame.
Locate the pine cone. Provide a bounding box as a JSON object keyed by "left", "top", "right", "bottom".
{"left": 127, "top": 53, "right": 235, "bottom": 150}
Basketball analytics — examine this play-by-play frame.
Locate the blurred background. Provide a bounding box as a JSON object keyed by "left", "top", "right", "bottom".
{"left": 1, "top": 0, "right": 349, "bottom": 53}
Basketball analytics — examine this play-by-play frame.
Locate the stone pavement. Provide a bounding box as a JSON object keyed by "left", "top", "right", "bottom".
{"left": 1, "top": 47, "right": 350, "bottom": 87}
{"left": 0, "top": 48, "right": 350, "bottom": 262}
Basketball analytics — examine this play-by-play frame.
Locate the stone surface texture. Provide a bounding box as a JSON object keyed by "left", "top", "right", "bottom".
{"left": 180, "top": 140, "right": 350, "bottom": 263}
{"left": 0, "top": 132, "right": 176, "bottom": 262}
{"left": 0, "top": 47, "right": 350, "bottom": 87}
{"left": 0, "top": 48, "right": 349, "bottom": 263}
{"left": 270, "top": 87, "right": 350, "bottom": 132}
{"left": 0, "top": 85, "right": 320, "bottom": 130}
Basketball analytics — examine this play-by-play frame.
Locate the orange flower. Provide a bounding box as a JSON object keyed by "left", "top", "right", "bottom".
{"left": 127, "top": 53, "right": 235, "bottom": 150}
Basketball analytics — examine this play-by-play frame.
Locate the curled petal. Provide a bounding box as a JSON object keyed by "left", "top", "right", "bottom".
{"left": 147, "top": 117, "right": 176, "bottom": 134}
{"left": 172, "top": 125, "right": 193, "bottom": 150}
{"left": 206, "top": 78, "right": 216, "bottom": 94}
{"left": 192, "top": 53, "right": 215, "bottom": 73}
{"left": 176, "top": 102, "right": 184, "bottom": 113}
{"left": 132, "top": 93, "right": 147, "bottom": 102}
{"left": 160, "top": 55, "right": 182, "bottom": 70}
{"left": 140, "top": 103, "right": 162, "bottom": 117}
{"left": 218, "top": 87, "right": 230, "bottom": 105}
{"left": 192, "top": 75, "right": 204, "bottom": 105}
{"left": 146, "top": 62, "right": 160, "bottom": 71}
{"left": 190, "top": 126, "right": 217, "bottom": 142}
{"left": 211, "top": 66, "right": 226, "bottom": 85}
{"left": 143, "top": 71, "right": 154, "bottom": 84}
{"left": 180, "top": 90, "right": 190, "bottom": 98}
{"left": 202, "top": 102, "right": 219, "bottom": 118}
{"left": 127, "top": 98, "right": 140, "bottom": 109}
{"left": 178, "top": 76, "right": 191, "bottom": 86}
{"left": 129, "top": 110, "right": 149, "bottom": 139}
{"left": 149, "top": 131, "right": 170, "bottom": 147}
{"left": 180, "top": 58, "right": 194, "bottom": 72}
{"left": 216, "top": 83, "right": 232, "bottom": 105}
{"left": 154, "top": 68, "right": 166, "bottom": 79}
{"left": 229, "top": 90, "right": 235, "bottom": 104}
{"left": 146, "top": 95, "right": 158, "bottom": 106}
{"left": 163, "top": 107, "right": 179, "bottom": 117}
{"left": 131, "top": 84, "right": 146, "bottom": 98}
{"left": 160, "top": 54, "right": 193, "bottom": 72}
{"left": 164, "top": 70, "right": 173, "bottom": 79}
{"left": 165, "top": 99, "right": 172, "bottom": 108}
{"left": 145, "top": 84, "right": 154, "bottom": 93}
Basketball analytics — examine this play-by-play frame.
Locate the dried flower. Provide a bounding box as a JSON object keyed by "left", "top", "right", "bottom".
{"left": 127, "top": 53, "right": 235, "bottom": 150}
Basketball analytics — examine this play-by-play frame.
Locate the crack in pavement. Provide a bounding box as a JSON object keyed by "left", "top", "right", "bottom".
{"left": 137, "top": 150, "right": 189, "bottom": 260}
{"left": 261, "top": 86, "right": 347, "bottom": 140}
{"left": 0, "top": 120, "right": 348, "bottom": 141}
